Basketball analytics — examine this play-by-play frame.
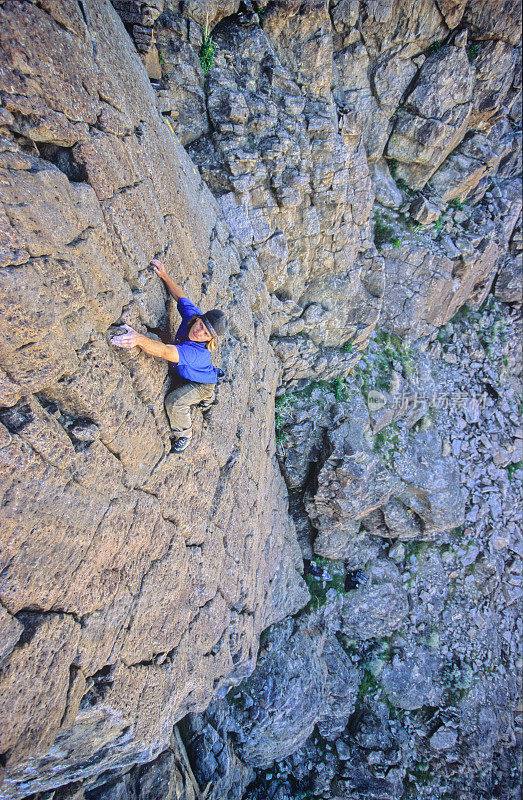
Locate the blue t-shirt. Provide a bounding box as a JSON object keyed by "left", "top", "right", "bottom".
{"left": 173, "top": 297, "right": 217, "bottom": 384}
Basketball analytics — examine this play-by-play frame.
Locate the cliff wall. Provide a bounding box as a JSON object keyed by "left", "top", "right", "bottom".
{"left": 0, "top": 2, "right": 308, "bottom": 795}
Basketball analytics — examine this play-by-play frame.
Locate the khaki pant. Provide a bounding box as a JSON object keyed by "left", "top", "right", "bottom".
{"left": 165, "top": 381, "right": 215, "bottom": 439}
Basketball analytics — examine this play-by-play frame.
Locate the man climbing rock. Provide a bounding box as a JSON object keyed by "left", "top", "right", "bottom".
{"left": 111, "top": 258, "right": 227, "bottom": 453}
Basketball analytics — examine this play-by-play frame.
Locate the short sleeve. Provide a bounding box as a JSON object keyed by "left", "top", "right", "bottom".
{"left": 176, "top": 343, "right": 199, "bottom": 367}
{"left": 177, "top": 297, "right": 202, "bottom": 320}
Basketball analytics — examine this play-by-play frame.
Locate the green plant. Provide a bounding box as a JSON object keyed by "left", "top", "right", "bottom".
{"left": 331, "top": 375, "right": 349, "bottom": 401}
{"left": 244, "top": 132, "right": 257, "bottom": 152}
{"left": 449, "top": 198, "right": 464, "bottom": 210}
{"left": 303, "top": 558, "right": 348, "bottom": 611}
{"left": 466, "top": 42, "right": 479, "bottom": 62}
{"left": 506, "top": 461, "right": 522, "bottom": 481}
{"left": 475, "top": 315, "right": 509, "bottom": 360}
{"left": 387, "top": 158, "right": 398, "bottom": 179}
{"left": 426, "top": 39, "right": 445, "bottom": 55}
{"left": 441, "top": 657, "right": 473, "bottom": 705}
{"left": 275, "top": 393, "right": 297, "bottom": 444}
{"left": 381, "top": 688, "right": 406, "bottom": 721}
{"left": 392, "top": 236, "right": 401, "bottom": 248}
{"left": 405, "top": 760, "right": 434, "bottom": 794}
{"left": 449, "top": 304, "right": 472, "bottom": 325}
{"left": 342, "top": 340, "right": 354, "bottom": 353}
{"left": 377, "top": 331, "right": 414, "bottom": 377}
{"left": 275, "top": 423, "right": 286, "bottom": 443}
{"left": 257, "top": 4, "right": 267, "bottom": 26}
{"left": 158, "top": 51, "right": 165, "bottom": 66}
{"left": 373, "top": 421, "right": 400, "bottom": 466}
{"left": 357, "top": 668, "right": 380, "bottom": 701}
{"left": 403, "top": 540, "right": 428, "bottom": 558}
{"left": 374, "top": 217, "right": 397, "bottom": 249}
{"left": 434, "top": 216, "right": 444, "bottom": 234}
{"left": 396, "top": 177, "right": 415, "bottom": 197}
{"left": 199, "top": 31, "right": 215, "bottom": 75}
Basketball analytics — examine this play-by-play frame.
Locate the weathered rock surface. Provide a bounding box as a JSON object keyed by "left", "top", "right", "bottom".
{"left": 0, "top": 1, "right": 307, "bottom": 796}
{"left": 231, "top": 621, "right": 359, "bottom": 767}
{"left": 0, "top": 0, "right": 521, "bottom": 798}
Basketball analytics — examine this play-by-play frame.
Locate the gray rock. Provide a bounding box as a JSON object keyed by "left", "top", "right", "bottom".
{"left": 428, "top": 132, "right": 502, "bottom": 203}
{"left": 371, "top": 160, "right": 403, "bottom": 209}
{"left": 494, "top": 251, "right": 522, "bottom": 305}
{"left": 429, "top": 725, "right": 459, "bottom": 751}
{"left": 0, "top": 606, "right": 23, "bottom": 667}
{"left": 387, "top": 44, "right": 474, "bottom": 188}
{"left": 317, "top": 635, "right": 362, "bottom": 739}
{"left": 393, "top": 428, "right": 465, "bottom": 535}
{"left": 409, "top": 196, "right": 441, "bottom": 225}
{"left": 380, "top": 647, "right": 444, "bottom": 710}
{"left": 340, "top": 560, "right": 408, "bottom": 640}
{"left": 229, "top": 621, "right": 326, "bottom": 767}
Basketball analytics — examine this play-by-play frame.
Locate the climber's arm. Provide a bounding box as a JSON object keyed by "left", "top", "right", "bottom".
{"left": 111, "top": 325, "right": 180, "bottom": 363}
{"left": 151, "top": 258, "right": 186, "bottom": 300}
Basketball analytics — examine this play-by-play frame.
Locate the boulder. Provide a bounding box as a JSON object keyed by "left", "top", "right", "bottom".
{"left": 409, "top": 195, "right": 441, "bottom": 225}
{"left": 371, "top": 160, "right": 403, "bottom": 209}
{"left": 340, "top": 560, "right": 409, "bottom": 640}
{"left": 387, "top": 44, "right": 475, "bottom": 188}
{"left": 428, "top": 131, "right": 502, "bottom": 202}
{"left": 463, "top": 0, "right": 522, "bottom": 45}
{"left": 229, "top": 620, "right": 326, "bottom": 767}
{"left": 380, "top": 646, "right": 444, "bottom": 710}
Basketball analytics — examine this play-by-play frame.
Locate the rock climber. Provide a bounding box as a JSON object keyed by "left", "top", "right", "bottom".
{"left": 111, "top": 258, "right": 227, "bottom": 453}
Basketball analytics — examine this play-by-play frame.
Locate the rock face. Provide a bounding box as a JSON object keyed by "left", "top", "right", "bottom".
{"left": 0, "top": 1, "right": 308, "bottom": 795}
{"left": 0, "top": 0, "right": 521, "bottom": 799}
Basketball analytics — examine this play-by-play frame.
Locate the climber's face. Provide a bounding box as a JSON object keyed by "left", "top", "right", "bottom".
{"left": 189, "top": 317, "right": 213, "bottom": 343}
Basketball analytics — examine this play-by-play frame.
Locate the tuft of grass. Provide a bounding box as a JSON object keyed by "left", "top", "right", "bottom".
{"left": 449, "top": 304, "right": 472, "bottom": 325}
{"left": 199, "top": 33, "right": 215, "bottom": 75}
{"left": 449, "top": 198, "right": 464, "bottom": 211}
{"left": 357, "top": 668, "right": 381, "bottom": 701}
{"left": 274, "top": 378, "right": 349, "bottom": 445}
{"left": 303, "top": 557, "right": 348, "bottom": 611}
{"left": 396, "top": 177, "right": 415, "bottom": 197}
{"left": 377, "top": 331, "right": 414, "bottom": 377}
{"left": 256, "top": 4, "right": 266, "bottom": 26}
{"left": 404, "top": 760, "right": 434, "bottom": 797}
{"left": 433, "top": 216, "right": 444, "bottom": 234}
{"left": 373, "top": 421, "right": 400, "bottom": 466}
{"left": 403, "top": 540, "right": 428, "bottom": 558}
{"left": 441, "top": 657, "right": 473, "bottom": 705}
{"left": 331, "top": 375, "right": 349, "bottom": 401}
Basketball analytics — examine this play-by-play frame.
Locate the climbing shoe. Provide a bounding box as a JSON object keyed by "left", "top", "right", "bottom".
{"left": 170, "top": 436, "right": 192, "bottom": 453}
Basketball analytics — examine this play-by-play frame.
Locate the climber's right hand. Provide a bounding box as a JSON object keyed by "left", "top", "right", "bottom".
{"left": 110, "top": 324, "right": 141, "bottom": 349}
{"left": 151, "top": 258, "right": 169, "bottom": 281}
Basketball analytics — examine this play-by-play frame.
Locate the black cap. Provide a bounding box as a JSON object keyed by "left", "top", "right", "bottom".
{"left": 201, "top": 309, "right": 227, "bottom": 338}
